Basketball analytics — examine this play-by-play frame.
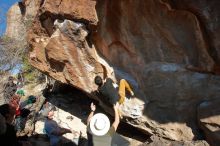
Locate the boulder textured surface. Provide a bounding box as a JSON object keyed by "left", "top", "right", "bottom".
{"left": 5, "top": 0, "right": 220, "bottom": 144}
{"left": 142, "top": 135, "right": 209, "bottom": 146}
{"left": 198, "top": 100, "right": 220, "bottom": 146}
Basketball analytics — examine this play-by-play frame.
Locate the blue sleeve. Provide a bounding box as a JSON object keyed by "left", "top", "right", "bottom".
{"left": 44, "top": 121, "right": 56, "bottom": 135}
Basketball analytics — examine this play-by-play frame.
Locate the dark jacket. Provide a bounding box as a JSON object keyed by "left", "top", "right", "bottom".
{"left": 98, "top": 78, "right": 119, "bottom": 105}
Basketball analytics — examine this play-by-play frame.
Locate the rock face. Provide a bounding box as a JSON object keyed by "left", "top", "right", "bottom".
{"left": 142, "top": 135, "right": 209, "bottom": 146}
{"left": 5, "top": 0, "right": 41, "bottom": 40}
{"left": 5, "top": 3, "right": 25, "bottom": 40}
{"left": 6, "top": 0, "right": 220, "bottom": 144}
{"left": 198, "top": 100, "right": 220, "bottom": 146}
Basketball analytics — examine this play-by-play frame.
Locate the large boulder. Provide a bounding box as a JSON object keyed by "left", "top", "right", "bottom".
{"left": 198, "top": 100, "right": 220, "bottom": 146}
{"left": 5, "top": 0, "right": 41, "bottom": 41}
{"left": 143, "top": 135, "right": 209, "bottom": 146}
{"left": 5, "top": 3, "right": 25, "bottom": 40}
{"left": 5, "top": 0, "right": 220, "bottom": 144}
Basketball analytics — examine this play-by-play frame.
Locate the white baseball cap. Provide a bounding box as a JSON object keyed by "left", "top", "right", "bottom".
{"left": 89, "top": 113, "right": 110, "bottom": 136}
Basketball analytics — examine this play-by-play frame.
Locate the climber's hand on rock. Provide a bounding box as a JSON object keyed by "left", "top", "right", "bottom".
{"left": 113, "top": 102, "right": 119, "bottom": 110}
{"left": 130, "top": 91, "right": 134, "bottom": 96}
{"left": 90, "top": 102, "right": 96, "bottom": 112}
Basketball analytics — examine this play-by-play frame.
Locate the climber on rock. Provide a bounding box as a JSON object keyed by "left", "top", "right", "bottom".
{"left": 93, "top": 75, "right": 144, "bottom": 119}
{"left": 94, "top": 75, "right": 135, "bottom": 105}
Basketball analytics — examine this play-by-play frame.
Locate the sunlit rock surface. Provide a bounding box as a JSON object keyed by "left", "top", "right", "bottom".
{"left": 5, "top": 0, "right": 220, "bottom": 144}
{"left": 5, "top": 0, "right": 41, "bottom": 40}
{"left": 143, "top": 135, "right": 209, "bottom": 146}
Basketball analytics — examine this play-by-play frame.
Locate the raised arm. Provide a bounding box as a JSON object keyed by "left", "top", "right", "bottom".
{"left": 112, "top": 102, "right": 120, "bottom": 131}
{"left": 53, "top": 128, "right": 71, "bottom": 136}
{"left": 87, "top": 102, "right": 96, "bottom": 126}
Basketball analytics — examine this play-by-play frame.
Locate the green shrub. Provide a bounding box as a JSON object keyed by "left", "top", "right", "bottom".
{"left": 22, "top": 55, "right": 38, "bottom": 83}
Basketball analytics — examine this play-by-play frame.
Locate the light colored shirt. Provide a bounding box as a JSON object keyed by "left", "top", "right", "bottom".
{"left": 44, "top": 119, "right": 61, "bottom": 146}
{"left": 89, "top": 126, "right": 115, "bottom": 146}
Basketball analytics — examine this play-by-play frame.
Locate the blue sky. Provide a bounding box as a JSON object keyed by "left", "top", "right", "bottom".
{"left": 0, "top": 0, "right": 19, "bottom": 36}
